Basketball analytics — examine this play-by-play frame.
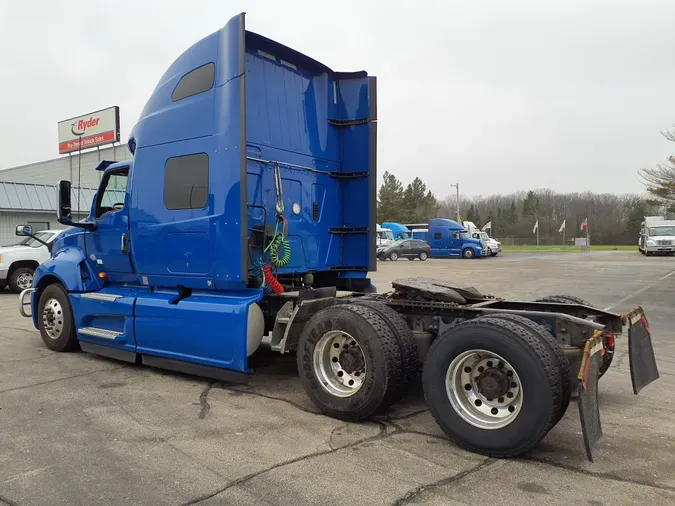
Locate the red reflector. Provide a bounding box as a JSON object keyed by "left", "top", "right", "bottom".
{"left": 605, "top": 333, "right": 615, "bottom": 348}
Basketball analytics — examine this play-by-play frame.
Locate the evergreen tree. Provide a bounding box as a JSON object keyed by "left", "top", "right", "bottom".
{"left": 402, "top": 177, "right": 439, "bottom": 222}
{"left": 523, "top": 191, "right": 539, "bottom": 217}
{"left": 509, "top": 201, "right": 518, "bottom": 224}
{"left": 377, "top": 171, "right": 405, "bottom": 222}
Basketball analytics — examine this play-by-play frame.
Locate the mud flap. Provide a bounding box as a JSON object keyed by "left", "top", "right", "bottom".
{"left": 626, "top": 308, "right": 660, "bottom": 394}
{"left": 577, "top": 332, "right": 603, "bottom": 462}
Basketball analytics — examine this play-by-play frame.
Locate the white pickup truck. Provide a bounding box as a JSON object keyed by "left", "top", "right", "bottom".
{"left": 0, "top": 229, "right": 63, "bottom": 293}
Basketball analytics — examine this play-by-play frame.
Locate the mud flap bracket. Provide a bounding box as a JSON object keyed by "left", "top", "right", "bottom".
{"left": 577, "top": 331, "right": 604, "bottom": 462}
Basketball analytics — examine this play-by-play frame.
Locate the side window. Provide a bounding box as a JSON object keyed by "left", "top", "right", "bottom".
{"left": 172, "top": 62, "right": 215, "bottom": 102}
{"left": 433, "top": 232, "right": 442, "bottom": 240}
{"left": 95, "top": 169, "right": 129, "bottom": 219}
{"left": 164, "top": 153, "right": 209, "bottom": 210}
{"left": 452, "top": 232, "right": 460, "bottom": 240}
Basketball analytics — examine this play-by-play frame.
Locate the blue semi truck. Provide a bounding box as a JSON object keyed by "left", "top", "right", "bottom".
{"left": 395, "top": 219, "right": 486, "bottom": 258}
{"left": 16, "top": 12, "right": 658, "bottom": 461}
{"left": 426, "top": 218, "right": 485, "bottom": 259}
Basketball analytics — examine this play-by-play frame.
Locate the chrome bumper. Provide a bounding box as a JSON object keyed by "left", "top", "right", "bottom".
{"left": 19, "top": 288, "right": 35, "bottom": 317}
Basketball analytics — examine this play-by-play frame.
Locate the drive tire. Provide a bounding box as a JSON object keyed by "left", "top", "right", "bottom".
{"left": 8, "top": 266, "right": 35, "bottom": 294}
{"left": 422, "top": 317, "right": 562, "bottom": 458}
{"left": 389, "top": 251, "right": 399, "bottom": 261}
{"left": 477, "top": 313, "right": 571, "bottom": 424}
{"left": 462, "top": 248, "right": 475, "bottom": 259}
{"left": 351, "top": 300, "right": 419, "bottom": 404}
{"left": 296, "top": 304, "right": 403, "bottom": 421}
{"left": 419, "top": 252, "right": 428, "bottom": 261}
{"left": 37, "top": 284, "right": 79, "bottom": 352}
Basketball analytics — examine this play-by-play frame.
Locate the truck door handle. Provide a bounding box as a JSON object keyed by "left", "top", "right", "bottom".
{"left": 121, "top": 233, "right": 129, "bottom": 254}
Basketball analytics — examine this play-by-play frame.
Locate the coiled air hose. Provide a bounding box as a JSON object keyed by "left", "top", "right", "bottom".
{"left": 251, "top": 257, "right": 273, "bottom": 294}
{"left": 250, "top": 214, "right": 291, "bottom": 294}
{"left": 269, "top": 234, "right": 291, "bottom": 268}
{"left": 263, "top": 263, "right": 284, "bottom": 294}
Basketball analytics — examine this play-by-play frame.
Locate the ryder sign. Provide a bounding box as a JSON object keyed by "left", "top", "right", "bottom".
{"left": 57, "top": 106, "right": 120, "bottom": 154}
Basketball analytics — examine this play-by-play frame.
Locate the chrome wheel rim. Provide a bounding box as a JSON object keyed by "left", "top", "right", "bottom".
{"left": 42, "top": 298, "right": 64, "bottom": 339}
{"left": 16, "top": 272, "right": 33, "bottom": 289}
{"left": 446, "top": 349, "right": 523, "bottom": 429}
{"left": 390, "top": 252, "right": 398, "bottom": 260}
{"left": 313, "top": 331, "right": 366, "bottom": 397}
{"left": 420, "top": 252, "right": 428, "bottom": 260}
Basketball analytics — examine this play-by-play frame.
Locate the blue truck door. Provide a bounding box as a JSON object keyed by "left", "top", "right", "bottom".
{"left": 450, "top": 231, "right": 462, "bottom": 255}
{"left": 85, "top": 166, "right": 136, "bottom": 281}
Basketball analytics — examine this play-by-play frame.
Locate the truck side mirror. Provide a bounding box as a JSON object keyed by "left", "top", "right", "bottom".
{"left": 57, "top": 180, "right": 72, "bottom": 224}
{"left": 55, "top": 180, "right": 96, "bottom": 231}
{"left": 15, "top": 225, "right": 32, "bottom": 236}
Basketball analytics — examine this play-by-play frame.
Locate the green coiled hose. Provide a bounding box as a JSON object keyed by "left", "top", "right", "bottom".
{"left": 269, "top": 234, "right": 291, "bottom": 268}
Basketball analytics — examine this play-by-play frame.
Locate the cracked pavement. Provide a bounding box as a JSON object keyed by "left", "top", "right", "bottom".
{"left": 1, "top": 251, "right": 674, "bottom": 505}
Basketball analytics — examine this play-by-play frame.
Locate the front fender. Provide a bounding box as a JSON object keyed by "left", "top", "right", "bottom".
{"left": 31, "top": 246, "right": 104, "bottom": 328}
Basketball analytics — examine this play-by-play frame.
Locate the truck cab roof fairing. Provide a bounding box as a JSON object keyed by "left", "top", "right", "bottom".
{"left": 127, "top": 13, "right": 352, "bottom": 154}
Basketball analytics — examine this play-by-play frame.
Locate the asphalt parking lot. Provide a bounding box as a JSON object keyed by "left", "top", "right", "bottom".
{"left": 1, "top": 251, "right": 674, "bottom": 506}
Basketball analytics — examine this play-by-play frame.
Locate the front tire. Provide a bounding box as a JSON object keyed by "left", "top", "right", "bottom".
{"left": 423, "top": 317, "right": 562, "bottom": 458}
{"left": 9, "top": 266, "right": 35, "bottom": 293}
{"left": 462, "top": 248, "right": 475, "bottom": 259}
{"left": 37, "top": 284, "right": 78, "bottom": 352}
{"left": 296, "top": 304, "right": 403, "bottom": 421}
{"left": 389, "top": 251, "right": 399, "bottom": 261}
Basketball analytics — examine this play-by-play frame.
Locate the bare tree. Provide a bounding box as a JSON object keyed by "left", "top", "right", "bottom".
{"left": 639, "top": 125, "right": 675, "bottom": 212}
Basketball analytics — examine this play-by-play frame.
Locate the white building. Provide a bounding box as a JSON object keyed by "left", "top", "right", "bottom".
{"left": 0, "top": 143, "right": 132, "bottom": 244}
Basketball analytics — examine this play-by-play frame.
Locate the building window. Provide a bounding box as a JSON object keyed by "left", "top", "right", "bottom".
{"left": 164, "top": 153, "right": 209, "bottom": 210}
{"left": 171, "top": 62, "right": 215, "bottom": 102}
{"left": 28, "top": 221, "right": 49, "bottom": 231}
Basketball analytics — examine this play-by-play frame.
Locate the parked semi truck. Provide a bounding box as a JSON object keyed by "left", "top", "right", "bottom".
{"left": 380, "top": 222, "right": 411, "bottom": 239}
{"left": 376, "top": 224, "right": 395, "bottom": 247}
{"left": 428, "top": 218, "right": 486, "bottom": 258}
{"left": 18, "top": 13, "right": 659, "bottom": 461}
{"left": 463, "top": 221, "right": 502, "bottom": 256}
{"left": 638, "top": 216, "right": 675, "bottom": 256}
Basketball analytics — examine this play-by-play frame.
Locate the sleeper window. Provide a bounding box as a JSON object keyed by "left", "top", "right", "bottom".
{"left": 164, "top": 153, "right": 209, "bottom": 210}
{"left": 171, "top": 63, "right": 215, "bottom": 102}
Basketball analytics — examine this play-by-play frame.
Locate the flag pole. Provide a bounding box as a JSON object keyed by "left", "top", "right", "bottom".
{"left": 537, "top": 218, "right": 539, "bottom": 248}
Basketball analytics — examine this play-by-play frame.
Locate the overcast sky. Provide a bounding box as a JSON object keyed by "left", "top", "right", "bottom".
{"left": 1, "top": 0, "right": 674, "bottom": 199}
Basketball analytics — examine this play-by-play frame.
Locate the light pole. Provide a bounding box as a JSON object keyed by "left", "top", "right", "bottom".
{"left": 449, "top": 183, "right": 460, "bottom": 223}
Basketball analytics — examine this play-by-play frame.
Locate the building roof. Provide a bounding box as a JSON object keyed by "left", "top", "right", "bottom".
{"left": 0, "top": 182, "right": 98, "bottom": 214}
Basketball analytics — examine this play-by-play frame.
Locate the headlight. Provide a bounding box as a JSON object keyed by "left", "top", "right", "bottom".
{"left": 647, "top": 239, "right": 655, "bottom": 246}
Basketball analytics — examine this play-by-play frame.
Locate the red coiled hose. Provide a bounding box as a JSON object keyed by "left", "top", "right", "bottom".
{"left": 263, "top": 263, "right": 284, "bottom": 294}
